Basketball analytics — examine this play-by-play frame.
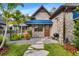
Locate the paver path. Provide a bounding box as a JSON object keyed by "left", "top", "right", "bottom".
{"left": 7, "top": 37, "right": 58, "bottom": 45}
{"left": 23, "top": 50, "right": 49, "bottom": 56}
{"left": 23, "top": 38, "right": 49, "bottom": 56}
{"left": 7, "top": 37, "right": 58, "bottom": 56}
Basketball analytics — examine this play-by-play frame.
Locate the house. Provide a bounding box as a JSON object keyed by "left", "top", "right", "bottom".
{"left": 26, "top": 4, "right": 79, "bottom": 45}
{"left": 50, "top": 3, "right": 79, "bottom": 45}
{"left": 26, "top": 6, "right": 53, "bottom": 37}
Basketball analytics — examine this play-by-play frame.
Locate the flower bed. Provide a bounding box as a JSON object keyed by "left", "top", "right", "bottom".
{"left": 64, "top": 43, "right": 77, "bottom": 55}
{"left": 0, "top": 46, "right": 9, "bottom": 56}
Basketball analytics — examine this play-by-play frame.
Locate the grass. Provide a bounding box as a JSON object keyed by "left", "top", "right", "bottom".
{"left": 44, "top": 44, "right": 73, "bottom": 56}
{"left": 3, "top": 44, "right": 30, "bottom": 56}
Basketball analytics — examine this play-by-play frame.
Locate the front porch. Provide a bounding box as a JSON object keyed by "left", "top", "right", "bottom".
{"left": 26, "top": 20, "right": 53, "bottom": 38}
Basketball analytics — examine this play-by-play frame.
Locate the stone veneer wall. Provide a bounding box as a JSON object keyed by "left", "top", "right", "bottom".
{"left": 65, "top": 12, "right": 75, "bottom": 42}
{"left": 51, "top": 12, "right": 74, "bottom": 45}
{"left": 32, "top": 9, "right": 50, "bottom": 37}
{"left": 32, "top": 25, "right": 44, "bottom": 37}
{"left": 35, "top": 11, "right": 50, "bottom": 20}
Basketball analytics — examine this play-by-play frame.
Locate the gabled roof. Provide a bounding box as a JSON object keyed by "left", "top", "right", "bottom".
{"left": 50, "top": 3, "right": 78, "bottom": 19}
{"left": 31, "top": 6, "right": 51, "bottom": 18}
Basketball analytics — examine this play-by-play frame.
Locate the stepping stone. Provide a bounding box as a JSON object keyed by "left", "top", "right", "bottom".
{"left": 28, "top": 47, "right": 33, "bottom": 50}
{"left": 31, "top": 44, "right": 44, "bottom": 49}
{"left": 23, "top": 50, "right": 49, "bottom": 56}
{"left": 36, "top": 41, "right": 43, "bottom": 44}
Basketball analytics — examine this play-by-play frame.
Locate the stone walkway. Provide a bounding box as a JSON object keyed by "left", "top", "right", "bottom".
{"left": 7, "top": 37, "right": 58, "bottom": 56}
{"left": 23, "top": 40, "right": 49, "bottom": 56}
{"left": 7, "top": 37, "right": 58, "bottom": 45}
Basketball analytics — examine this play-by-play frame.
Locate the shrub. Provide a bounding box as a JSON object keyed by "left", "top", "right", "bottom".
{"left": 0, "top": 35, "right": 3, "bottom": 43}
{"left": 7, "top": 29, "right": 15, "bottom": 33}
{"left": 0, "top": 35, "right": 7, "bottom": 46}
{"left": 25, "top": 30, "right": 32, "bottom": 37}
{"left": 73, "top": 37, "right": 79, "bottom": 49}
{"left": 10, "top": 33, "right": 23, "bottom": 41}
{"left": 73, "top": 18, "right": 79, "bottom": 49}
{"left": 23, "top": 32, "right": 31, "bottom": 40}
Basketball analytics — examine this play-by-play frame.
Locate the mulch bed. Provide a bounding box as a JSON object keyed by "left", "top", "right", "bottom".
{"left": 0, "top": 46, "right": 9, "bottom": 56}
{"left": 64, "top": 43, "right": 77, "bottom": 55}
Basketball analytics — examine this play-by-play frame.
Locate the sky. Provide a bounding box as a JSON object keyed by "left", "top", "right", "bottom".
{"left": 16, "top": 3, "right": 64, "bottom": 16}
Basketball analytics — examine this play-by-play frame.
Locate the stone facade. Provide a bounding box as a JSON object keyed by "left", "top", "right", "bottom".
{"left": 29, "top": 5, "right": 75, "bottom": 44}
{"left": 32, "top": 25, "right": 44, "bottom": 37}
{"left": 51, "top": 12, "right": 75, "bottom": 44}
{"left": 34, "top": 10, "right": 50, "bottom": 20}
{"left": 50, "top": 13, "right": 64, "bottom": 44}
{"left": 31, "top": 6, "right": 51, "bottom": 37}
{"left": 65, "top": 12, "right": 75, "bottom": 42}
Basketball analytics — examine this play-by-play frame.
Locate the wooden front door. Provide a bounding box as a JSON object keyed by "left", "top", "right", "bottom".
{"left": 44, "top": 25, "right": 50, "bottom": 37}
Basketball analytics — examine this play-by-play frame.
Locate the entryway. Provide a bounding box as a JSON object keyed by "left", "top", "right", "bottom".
{"left": 44, "top": 25, "right": 50, "bottom": 37}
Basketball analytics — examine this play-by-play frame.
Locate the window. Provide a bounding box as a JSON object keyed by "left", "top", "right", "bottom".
{"left": 34, "top": 25, "right": 43, "bottom": 32}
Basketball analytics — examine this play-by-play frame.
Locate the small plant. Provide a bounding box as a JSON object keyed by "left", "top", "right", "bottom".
{"left": 25, "top": 30, "right": 32, "bottom": 37}
{"left": 23, "top": 31, "right": 31, "bottom": 40}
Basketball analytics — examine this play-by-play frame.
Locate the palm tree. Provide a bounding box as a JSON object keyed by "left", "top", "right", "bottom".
{"left": 13, "top": 10, "right": 26, "bottom": 34}
{"left": 0, "top": 3, "right": 24, "bottom": 49}
{"left": 20, "top": 15, "right": 26, "bottom": 34}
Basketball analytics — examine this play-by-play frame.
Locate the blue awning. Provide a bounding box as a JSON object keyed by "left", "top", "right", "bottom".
{"left": 26, "top": 20, "right": 53, "bottom": 25}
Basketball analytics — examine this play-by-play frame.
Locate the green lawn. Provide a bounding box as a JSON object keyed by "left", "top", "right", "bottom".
{"left": 3, "top": 44, "right": 30, "bottom": 56}
{"left": 44, "top": 44, "right": 73, "bottom": 56}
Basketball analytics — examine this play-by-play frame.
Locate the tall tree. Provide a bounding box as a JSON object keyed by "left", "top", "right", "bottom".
{"left": 0, "top": 3, "right": 23, "bottom": 49}
{"left": 12, "top": 10, "right": 26, "bottom": 33}
{"left": 73, "top": 6, "right": 79, "bottom": 48}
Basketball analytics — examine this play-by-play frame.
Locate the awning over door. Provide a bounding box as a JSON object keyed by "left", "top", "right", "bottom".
{"left": 26, "top": 20, "right": 53, "bottom": 25}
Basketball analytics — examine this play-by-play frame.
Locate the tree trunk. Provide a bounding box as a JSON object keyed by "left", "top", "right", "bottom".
{"left": 21, "top": 26, "right": 22, "bottom": 34}
{"left": 0, "top": 25, "right": 8, "bottom": 49}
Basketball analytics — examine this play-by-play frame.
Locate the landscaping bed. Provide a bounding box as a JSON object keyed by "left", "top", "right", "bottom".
{"left": 44, "top": 44, "right": 73, "bottom": 56}
{"left": 3, "top": 44, "right": 30, "bottom": 56}
{"left": 0, "top": 46, "right": 9, "bottom": 56}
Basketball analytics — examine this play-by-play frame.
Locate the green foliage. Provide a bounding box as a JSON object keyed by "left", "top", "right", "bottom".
{"left": 44, "top": 44, "right": 73, "bottom": 56}
{"left": 73, "top": 38, "right": 79, "bottom": 48}
{"left": 7, "top": 29, "right": 15, "bottom": 33}
{"left": 73, "top": 6, "right": 79, "bottom": 11}
{"left": 73, "top": 6, "right": 79, "bottom": 48}
{"left": 73, "top": 18, "right": 79, "bottom": 48}
{"left": 10, "top": 33, "right": 23, "bottom": 41}
{"left": 26, "top": 30, "right": 32, "bottom": 37}
{"left": 12, "top": 10, "right": 26, "bottom": 25}
{"left": 0, "top": 35, "right": 3, "bottom": 43}
{"left": 3, "top": 44, "right": 30, "bottom": 56}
